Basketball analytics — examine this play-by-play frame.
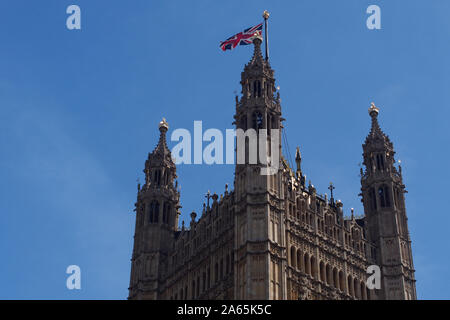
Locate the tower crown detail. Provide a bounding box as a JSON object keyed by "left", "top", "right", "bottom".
{"left": 365, "top": 103, "right": 391, "bottom": 145}
{"left": 151, "top": 118, "right": 173, "bottom": 161}
{"left": 143, "top": 118, "right": 177, "bottom": 190}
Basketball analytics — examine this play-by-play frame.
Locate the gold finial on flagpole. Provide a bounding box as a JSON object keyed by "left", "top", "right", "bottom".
{"left": 263, "top": 10, "right": 270, "bottom": 19}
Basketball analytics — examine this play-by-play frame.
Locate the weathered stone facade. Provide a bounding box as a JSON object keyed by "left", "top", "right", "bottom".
{"left": 128, "top": 38, "right": 416, "bottom": 300}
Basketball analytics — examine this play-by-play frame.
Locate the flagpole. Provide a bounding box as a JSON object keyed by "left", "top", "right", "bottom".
{"left": 263, "top": 10, "right": 270, "bottom": 61}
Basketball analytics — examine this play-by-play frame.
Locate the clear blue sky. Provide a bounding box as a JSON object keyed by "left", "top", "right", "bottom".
{"left": 0, "top": 0, "right": 448, "bottom": 299}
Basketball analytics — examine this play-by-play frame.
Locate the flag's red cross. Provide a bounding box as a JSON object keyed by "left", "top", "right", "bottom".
{"left": 220, "top": 23, "right": 263, "bottom": 51}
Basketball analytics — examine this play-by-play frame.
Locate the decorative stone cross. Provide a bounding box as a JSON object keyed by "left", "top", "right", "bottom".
{"left": 328, "top": 182, "right": 335, "bottom": 200}
{"left": 205, "top": 190, "right": 211, "bottom": 207}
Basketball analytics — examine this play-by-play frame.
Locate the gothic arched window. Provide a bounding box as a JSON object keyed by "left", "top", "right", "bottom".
{"left": 369, "top": 188, "right": 377, "bottom": 210}
{"left": 252, "top": 112, "right": 263, "bottom": 130}
{"left": 290, "top": 247, "right": 296, "bottom": 268}
{"left": 149, "top": 200, "right": 159, "bottom": 223}
{"left": 165, "top": 171, "right": 169, "bottom": 185}
{"left": 162, "top": 202, "right": 170, "bottom": 224}
{"left": 378, "top": 185, "right": 391, "bottom": 208}
{"left": 253, "top": 80, "right": 261, "bottom": 97}
{"left": 376, "top": 154, "right": 385, "bottom": 170}
{"left": 154, "top": 170, "right": 161, "bottom": 186}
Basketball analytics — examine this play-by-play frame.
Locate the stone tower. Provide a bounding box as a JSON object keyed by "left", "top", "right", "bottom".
{"left": 128, "top": 118, "right": 180, "bottom": 300}
{"left": 127, "top": 33, "right": 417, "bottom": 300}
{"left": 360, "top": 104, "right": 416, "bottom": 299}
{"left": 233, "top": 36, "right": 286, "bottom": 299}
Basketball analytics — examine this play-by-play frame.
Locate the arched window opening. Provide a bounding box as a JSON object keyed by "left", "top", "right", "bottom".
{"left": 256, "top": 80, "right": 261, "bottom": 97}
{"left": 154, "top": 170, "right": 161, "bottom": 186}
{"left": 379, "top": 185, "right": 391, "bottom": 208}
{"left": 290, "top": 247, "right": 296, "bottom": 268}
{"left": 369, "top": 188, "right": 377, "bottom": 210}
{"left": 339, "top": 271, "right": 345, "bottom": 292}
{"left": 311, "top": 256, "right": 318, "bottom": 279}
{"left": 304, "top": 253, "right": 310, "bottom": 275}
{"left": 376, "top": 154, "right": 385, "bottom": 170}
{"left": 326, "top": 264, "right": 332, "bottom": 285}
{"left": 162, "top": 202, "right": 170, "bottom": 224}
{"left": 361, "top": 282, "right": 367, "bottom": 300}
{"left": 149, "top": 201, "right": 159, "bottom": 223}
{"left": 354, "top": 278, "right": 361, "bottom": 299}
{"left": 319, "top": 261, "right": 325, "bottom": 282}
{"left": 255, "top": 112, "right": 263, "bottom": 129}
{"left": 333, "top": 268, "right": 339, "bottom": 288}
{"left": 348, "top": 276, "right": 354, "bottom": 297}
{"left": 165, "top": 171, "right": 169, "bottom": 185}
{"left": 296, "top": 250, "right": 303, "bottom": 271}
{"left": 253, "top": 81, "right": 262, "bottom": 97}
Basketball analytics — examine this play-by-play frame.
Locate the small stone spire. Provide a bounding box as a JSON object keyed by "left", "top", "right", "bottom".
{"left": 295, "top": 147, "right": 302, "bottom": 173}
{"left": 153, "top": 118, "right": 170, "bottom": 156}
{"left": 249, "top": 36, "right": 264, "bottom": 66}
{"left": 205, "top": 190, "right": 211, "bottom": 208}
{"left": 366, "top": 103, "right": 389, "bottom": 143}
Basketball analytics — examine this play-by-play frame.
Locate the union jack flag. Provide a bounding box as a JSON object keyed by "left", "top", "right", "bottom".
{"left": 220, "top": 23, "right": 263, "bottom": 51}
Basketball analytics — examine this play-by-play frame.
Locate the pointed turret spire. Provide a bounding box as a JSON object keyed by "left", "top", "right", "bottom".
{"left": 249, "top": 36, "right": 264, "bottom": 66}
{"left": 295, "top": 146, "right": 302, "bottom": 170}
{"left": 243, "top": 36, "right": 273, "bottom": 78}
{"left": 362, "top": 103, "right": 396, "bottom": 177}
{"left": 144, "top": 118, "right": 176, "bottom": 188}
{"left": 295, "top": 146, "right": 304, "bottom": 185}
{"left": 152, "top": 118, "right": 171, "bottom": 158}
{"left": 365, "top": 103, "right": 390, "bottom": 144}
